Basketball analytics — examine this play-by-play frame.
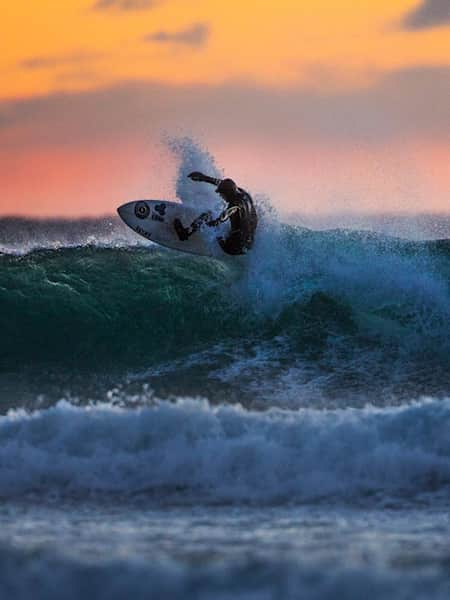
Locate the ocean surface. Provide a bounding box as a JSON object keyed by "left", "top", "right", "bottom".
{"left": 2, "top": 145, "right": 450, "bottom": 598}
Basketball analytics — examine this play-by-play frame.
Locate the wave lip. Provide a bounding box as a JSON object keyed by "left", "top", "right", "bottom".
{"left": 1, "top": 397, "right": 450, "bottom": 503}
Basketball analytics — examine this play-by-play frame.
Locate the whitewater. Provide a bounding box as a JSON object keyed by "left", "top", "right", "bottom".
{"left": 1, "top": 139, "right": 450, "bottom": 599}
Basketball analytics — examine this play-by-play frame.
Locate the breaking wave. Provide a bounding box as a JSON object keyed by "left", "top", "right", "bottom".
{"left": 1, "top": 228, "right": 449, "bottom": 377}
{"left": 1, "top": 397, "right": 450, "bottom": 503}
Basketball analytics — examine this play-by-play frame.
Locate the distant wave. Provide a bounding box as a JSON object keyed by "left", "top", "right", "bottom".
{"left": 0, "top": 216, "right": 142, "bottom": 255}
{"left": 1, "top": 397, "right": 450, "bottom": 503}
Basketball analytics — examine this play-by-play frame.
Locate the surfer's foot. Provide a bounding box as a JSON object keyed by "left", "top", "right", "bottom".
{"left": 174, "top": 219, "right": 190, "bottom": 241}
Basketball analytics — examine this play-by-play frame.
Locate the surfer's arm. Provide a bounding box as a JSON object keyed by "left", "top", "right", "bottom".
{"left": 188, "top": 172, "right": 220, "bottom": 186}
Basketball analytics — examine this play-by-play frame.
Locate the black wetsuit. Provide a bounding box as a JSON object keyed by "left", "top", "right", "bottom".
{"left": 180, "top": 186, "right": 257, "bottom": 255}
{"left": 173, "top": 174, "right": 258, "bottom": 254}
{"left": 216, "top": 188, "right": 257, "bottom": 255}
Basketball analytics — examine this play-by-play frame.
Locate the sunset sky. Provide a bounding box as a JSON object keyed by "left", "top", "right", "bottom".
{"left": 1, "top": 0, "right": 449, "bottom": 216}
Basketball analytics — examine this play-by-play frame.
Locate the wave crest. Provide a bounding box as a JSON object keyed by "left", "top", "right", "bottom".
{"left": 2, "top": 397, "right": 450, "bottom": 503}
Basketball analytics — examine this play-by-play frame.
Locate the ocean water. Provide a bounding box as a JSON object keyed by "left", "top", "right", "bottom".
{"left": 1, "top": 141, "right": 450, "bottom": 599}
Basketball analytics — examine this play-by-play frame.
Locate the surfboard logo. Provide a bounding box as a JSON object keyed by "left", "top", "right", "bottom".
{"left": 135, "top": 225, "right": 152, "bottom": 239}
{"left": 154, "top": 203, "right": 166, "bottom": 216}
{"left": 135, "top": 202, "right": 150, "bottom": 220}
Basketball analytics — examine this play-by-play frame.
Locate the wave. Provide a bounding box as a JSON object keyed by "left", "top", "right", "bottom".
{"left": 1, "top": 227, "right": 449, "bottom": 376}
{"left": 0, "top": 245, "right": 243, "bottom": 367}
{"left": 0, "top": 542, "right": 448, "bottom": 600}
{"left": 0, "top": 216, "right": 144, "bottom": 255}
{"left": 1, "top": 397, "right": 450, "bottom": 503}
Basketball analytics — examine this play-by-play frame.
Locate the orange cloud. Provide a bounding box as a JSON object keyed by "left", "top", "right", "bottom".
{"left": 144, "top": 23, "right": 210, "bottom": 47}
{"left": 20, "top": 51, "right": 105, "bottom": 70}
{"left": 93, "top": 0, "right": 159, "bottom": 10}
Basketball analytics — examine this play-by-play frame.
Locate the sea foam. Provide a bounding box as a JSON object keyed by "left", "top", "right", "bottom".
{"left": 1, "top": 397, "right": 450, "bottom": 503}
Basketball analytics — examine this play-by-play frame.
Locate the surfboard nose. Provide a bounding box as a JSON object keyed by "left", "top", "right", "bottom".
{"left": 117, "top": 202, "right": 134, "bottom": 223}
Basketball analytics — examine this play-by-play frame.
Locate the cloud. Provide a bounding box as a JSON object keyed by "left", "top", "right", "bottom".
{"left": 144, "top": 23, "right": 209, "bottom": 46}
{"left": 402, "top": 0, "right": 450, "bottom": 30}
{"left": 93, "top": 0, "right": 158, "bottom": 10}
{"left": 20, "top": 52, "right": 103, "bottom": 70}
{"left": 1, "top": 67, "right": 449, "bottom": 150}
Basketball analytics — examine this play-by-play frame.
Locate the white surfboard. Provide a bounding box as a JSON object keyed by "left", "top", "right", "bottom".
{"left": 117, "top": 200, "right": 230, "bottom": 257}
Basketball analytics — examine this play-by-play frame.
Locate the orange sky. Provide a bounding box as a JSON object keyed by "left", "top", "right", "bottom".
{"left": 1, "top": 0, "right": 449, "bottom": 216}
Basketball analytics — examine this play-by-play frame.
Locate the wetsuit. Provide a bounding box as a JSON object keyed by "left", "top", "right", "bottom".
{"left": 214, "top": 187, "right": 257, "bottom": 255}
{"left": 174, "top": 178, "right": 258, "bottom": 255}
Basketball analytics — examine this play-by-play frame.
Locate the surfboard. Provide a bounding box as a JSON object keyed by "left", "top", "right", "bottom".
{"left": 117, "top": 200, "right": 230, "bottom": 257}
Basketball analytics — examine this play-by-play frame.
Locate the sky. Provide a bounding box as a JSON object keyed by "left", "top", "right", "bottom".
{"left": 1, "top": 0, "right": 449, "bottom": 216}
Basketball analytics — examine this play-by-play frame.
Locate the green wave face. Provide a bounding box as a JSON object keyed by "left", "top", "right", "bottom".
{"left": 1, "top": 229, "right": 449, "bottom": 402}
{"left": 1, "top": 247, "right": 246, "bottom": 367}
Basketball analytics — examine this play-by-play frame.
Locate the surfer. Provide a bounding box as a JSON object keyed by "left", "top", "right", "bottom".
{"left": 173, "top": 172, "right": 258, "bottom": 255}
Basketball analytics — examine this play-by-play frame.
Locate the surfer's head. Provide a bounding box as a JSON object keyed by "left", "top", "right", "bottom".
{"left": 216, "top": 178, "right": 237, "bottom": 200}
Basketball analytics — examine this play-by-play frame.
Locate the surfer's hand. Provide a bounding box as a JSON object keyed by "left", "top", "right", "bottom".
{"left": 188, "top": 171, "right": 205, "bottom": 182}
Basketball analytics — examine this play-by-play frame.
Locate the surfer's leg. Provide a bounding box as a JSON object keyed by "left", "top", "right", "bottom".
{"left": 218, "top": 236, "right": 244, "bottom": 255}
